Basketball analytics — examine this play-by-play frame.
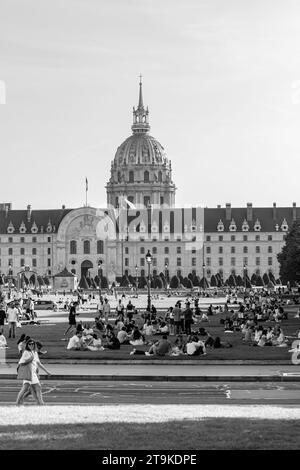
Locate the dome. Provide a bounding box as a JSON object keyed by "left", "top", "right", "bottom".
{"left": 114, "top": 133, "right": 168, "bottom": 167}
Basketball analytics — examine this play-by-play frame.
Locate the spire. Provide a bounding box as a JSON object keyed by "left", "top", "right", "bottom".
{"left": 138, "top": 75, "right": 144, "bottom": 109}
{"left": 132, "top": 76, "right": 150, "bottom": 134}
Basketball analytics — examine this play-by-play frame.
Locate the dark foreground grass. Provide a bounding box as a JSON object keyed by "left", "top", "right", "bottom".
{"left": 0, "top": 419, "right": 299, "bottom": 449}
{"left": 4, "top": 311, "right": 300, "bottom": 361}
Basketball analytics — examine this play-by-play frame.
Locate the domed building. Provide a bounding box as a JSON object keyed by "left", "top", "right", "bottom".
{"left": 106, "top": 79, "right": 176, "bottom": 209}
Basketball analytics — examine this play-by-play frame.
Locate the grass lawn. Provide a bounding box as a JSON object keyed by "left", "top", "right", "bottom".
{"left": 0, "top": 419, "right": 299, "bottom": 449}
{"left": 4, "top": 306, "right": 300, "bottom": 361}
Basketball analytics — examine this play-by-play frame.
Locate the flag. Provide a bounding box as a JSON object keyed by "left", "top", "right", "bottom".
{"left": 86, "top": 177, "right": 88, "bottom": 191}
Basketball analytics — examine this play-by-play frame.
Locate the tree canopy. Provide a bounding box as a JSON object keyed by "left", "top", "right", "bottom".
{"left": 277, "top": 219, "right": 300, "bottom": 286}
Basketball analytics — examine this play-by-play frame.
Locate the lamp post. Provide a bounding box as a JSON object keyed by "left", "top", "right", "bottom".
{"left": 98, "top": 260, "right": 103, "bottom": 300}
{"left": 135, "top": 264, "right": 138, "bottom": 297}
{"left": 164, "top": 263, "right": 168, "bottom": 291}
{"left": 146, "top": 250, "right": 152, "bottom": 311}
{"left": 243, "top": 264, "right": 247, "bottom": 290}
{"left": 202, "top": 263, "right": 206, "bottom": 289}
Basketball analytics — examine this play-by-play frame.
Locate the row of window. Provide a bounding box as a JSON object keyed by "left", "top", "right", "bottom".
{"left": 4, "top": 258, "right": 52, "bottom": 268}
{"left": 117, "top": 170, "right": 163, "bottom": 184}
{"left": 206, "top": 235, "right": 274, "bottom": 242}
{"left": 0, "top": 237, "right": 52, "bottom": 243}
{"left": 206, "top": 246, "right": 274, "bottom": 254}
{"left": 126, "top": 246, "right": 195, "bottom": 255}
{"left": 126, "top": 257, "right": 198, "bottom": 268}
{"left": 1, "top": 248, "right": 51, "bottom": 255}
{"left": 205, "top": 257, "right": 273, "bottom": 266}
{"left": 70, "top": 240, "right": 104, "bottom": 255}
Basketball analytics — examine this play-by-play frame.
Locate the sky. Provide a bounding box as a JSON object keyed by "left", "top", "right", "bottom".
{"left": 1, "top": 0, "right": 300, "bottom": 210}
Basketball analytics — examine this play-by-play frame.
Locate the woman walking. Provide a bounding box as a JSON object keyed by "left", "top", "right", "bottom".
{"left": 16, "top": 339, "right": 51, "bottom": 405}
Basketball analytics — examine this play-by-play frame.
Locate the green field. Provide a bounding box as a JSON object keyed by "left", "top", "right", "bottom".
{"left": 0, "top": 419, "right": 299, "bottom": 449}
{"left": 4, "top": 306, "right": 300, "bottom": 361}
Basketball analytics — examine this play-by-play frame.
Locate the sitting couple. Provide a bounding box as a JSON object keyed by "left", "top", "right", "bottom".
{"left": 130, "top": 335, "right": 171, "bottom": 356}
{"left": 67, "top": 331, "right": 103, "bottom": 351}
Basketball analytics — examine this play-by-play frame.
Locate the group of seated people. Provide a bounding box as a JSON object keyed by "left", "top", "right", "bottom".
{"left": 242, "top": 324, "right": 288, "bottom": 347}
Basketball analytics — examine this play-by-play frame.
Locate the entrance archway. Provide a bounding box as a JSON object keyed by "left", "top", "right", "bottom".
{"left": 81, "top": 260, "right": 93, "bottom": 279}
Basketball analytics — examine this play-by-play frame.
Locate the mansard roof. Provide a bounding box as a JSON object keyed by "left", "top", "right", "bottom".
{"left": 204, "top": 206, "right": 300, "bottom": 232}
{"left": 0, "top": 208, "right": 72, "bottom": 234}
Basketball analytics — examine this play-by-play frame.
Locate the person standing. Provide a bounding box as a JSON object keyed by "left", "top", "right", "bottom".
{"left": 0, "top": 304, "right": 6, "bottom": 329}
{"left": 7, "top": 302, "right": 19, "bottom": 339}
{"left": 103, "top": 298, "right": 111, "bottom": 323}
{"left": 173, "top": 302, "right": 182, "bottom": 335}
{"left": 16, "top": 339, "right": 51, "bottom": 405}
{"left": 64, "top": 302, "right": 79, "bottom": 338}
{"left": 184, "top": 302, "right": 194, "bottom": 335}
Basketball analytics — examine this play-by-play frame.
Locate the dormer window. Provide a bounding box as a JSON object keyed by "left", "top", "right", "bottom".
{"left": 7, "top": 221, "right": 15, "bottom": 234}
{"left": 217, "top": 219, "right": 224, "bottom": 232}
{"left": 31, "top": 222, "right": 38, "bottom": 234}
{"left": 229, "top": 219, "right": 237, "bottom": 232}
{"left": 19, "top": 221, "right": 27, "bottom": 234}
{"left": 281, "top": 218, "right": 288, "bottom": 231}
{"left": 253, "top": 219, "right": 261, "bottom": 231}
{"left": 242, "top": 219, "right": 249, "bottom": 232}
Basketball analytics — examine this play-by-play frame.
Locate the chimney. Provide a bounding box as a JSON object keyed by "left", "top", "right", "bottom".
{"left": 5, "top": 205, "right": 8, "bottom": 218}
{"left": 292, "top": 202, "right": 297, "bottom": 221}
{"left": 217, "top": 205, "right": 221, "bottom": 209}
{"left": 27, "top": 204, "right": 31, "bottom": 222}
{"left": 273, "top": 203, "right": 277, "bottom": 220}
{"left": 247, "top": 203, "right": 253, "bottom": 221}
{"left": 225, "top": 203, "right": 231, "bottom": 221}
{"left": 62, "top": 204, "right": 65, "bottom": 209}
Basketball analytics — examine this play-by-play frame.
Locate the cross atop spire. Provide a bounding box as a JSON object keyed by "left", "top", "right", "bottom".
{"left": 132, "top": 76, "right": 150, "bottom": 134}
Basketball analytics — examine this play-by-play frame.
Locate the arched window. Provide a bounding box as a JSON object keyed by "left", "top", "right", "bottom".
{"left": 97, "top": 240, "right": 104, "bottom": 254}
{"left": 83, "top": 240, "right": 90, "bottom": 254}
{"left": 144, "top": 170, "right": 149, "bottom": 183}
{"left": 70, "top": 240, "right": 77, "bottom": 254}
{"left": 129, "top": 171, "right": 134, "bottom": 183}
{"left": 158, "top": 171, "right": 162, "bottom": 182}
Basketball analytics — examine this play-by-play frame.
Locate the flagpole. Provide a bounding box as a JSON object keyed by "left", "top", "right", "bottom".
{"left": 85, "top": 177, "right": 88, "bottom": 207}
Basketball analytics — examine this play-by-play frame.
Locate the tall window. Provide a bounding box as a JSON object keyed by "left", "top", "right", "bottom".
{"left": 218, "top": 235, "right": 223, "bottom": 241}
{"left": 32, "top": 248, "right": 36, "bottom": 255}
{"left": 177, "top": 258, "right": 181, "bottom": 266}
{"left": 268, "top": 257, "right": 273, "bottom": 265}
{"left": 177, "top": 247, "right": 181, "bottom": 254}
{"left": 20, "top": 248, "right": 25, "bottom": 255}
{"left": 218, "top": 246, "right": 223, "bottom": 254}
{"left": 70, "top": 240, "right": 77, "bottom": 254}
{"left": 164, "top": 247, "right": 169, "bottom": 254}
{"left": 256, "top": 246, "right": 260, "bottom": 253}
{"left": 140, "top": 247, "right": 145, "bottom": 254}
{"left": 8, "top": 248, "right": 13, "bottom": 255}
{"left": 152, "top": 247, "right": 157, "bottom": 254}
{"left": 20, "top": 237, "right": 25, "bottom": 243}
{"left": 268, "top": 246, "right": 273, "bottom": 253}
{"left": 243, "top": 246, "right": 248, "bottom": 254}
{"left": 219, "top": 257, "right": 223, "bottom": 266}
{"left": 158, "top": 171, "right": 162, "bottom": 182}
{"left": 83, "top": 240, "right": 90, "bottom": 254}
{"left": 231, "top": 246, "right": 235, "bottom": 254}
{"left": 192, "top": 258, "right": 196, "bottom": 266}
{"left": 206, "top": 246, "right": 211, "bottom": 254}
{"left": 129, "top": 171, "right": 134, "bottom": 183}
{"left": 144, "top": 171, "right": 149, "bottom": 182}
{"left": 32, "top": 259, "right": 37, "bottom": 267}
{"left": 140, "top": 258, "right": 145, "bottom": 266}
{"left": 231, "top": 235, "right": 235, "bottom": 241}
{"left": 97, "top": 240, "right": 104, "bottom": 254}
{"left": 231, "top": 258, "right": 236, "bottom": 266}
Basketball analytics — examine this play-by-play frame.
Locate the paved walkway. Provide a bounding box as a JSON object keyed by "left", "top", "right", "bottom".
{"left": 0, "top": 363, "right": 299, "bottom": 381}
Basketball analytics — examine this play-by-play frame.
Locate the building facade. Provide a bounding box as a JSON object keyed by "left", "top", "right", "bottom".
{"left": 0, "top": 81, "right": 298, "bottom": 287}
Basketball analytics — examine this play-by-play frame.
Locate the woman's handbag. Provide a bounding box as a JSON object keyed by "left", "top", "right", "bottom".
{"left": 17, "top": 363, "right": 32, "bottom": 381}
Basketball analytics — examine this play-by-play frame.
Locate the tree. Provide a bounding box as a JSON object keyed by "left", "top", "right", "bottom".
{"left": 277, "top": 220, "right": 300, "bottom": 286}
{"left": 170, "top": 275, "right": 180, "bottom": 289}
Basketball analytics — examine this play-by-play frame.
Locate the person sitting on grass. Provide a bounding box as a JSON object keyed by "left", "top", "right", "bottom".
{"left": 93, "top": 316, "right": 105, "bottom": 332}
{"left": 129, "top": 326, "right": 145, "bottom": 346}
{"left": 66, "top": 331, "right": 87, "bottom": 350}
{"left": 130, "top": 335, "right": 172, "bottom": 356}
{"left": 82, "top": 323, "right": 94, "bottom": 340}
{"left": 117, "top": 326, "right": 131, "bottom": 345}
{"left": 154, "top": 320, "right": 169, "bottom": 335}
{"left": 171, "top": 334, "right": 187, "bottom": 356}
{"left": 142, "top": 320, "right": 156, "bottom": 337}
{"left": 86, "top": 333, "right": 103, "bottom": 351}
{"left": 103, "top": 331, "right": 120, "bottom": 350}
{"left": 0, "top": 328, "right": 7, "bottom": 349}
{"left": 186, "top": 335, "right": 206, "bottom": 356}
{"left": 213, "top": 336, "right": 232, "bottom": 348}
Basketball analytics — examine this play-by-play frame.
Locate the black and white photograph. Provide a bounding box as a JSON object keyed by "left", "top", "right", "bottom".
{"left": 0, "top": 0, "right": 300, "bottom": 456}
